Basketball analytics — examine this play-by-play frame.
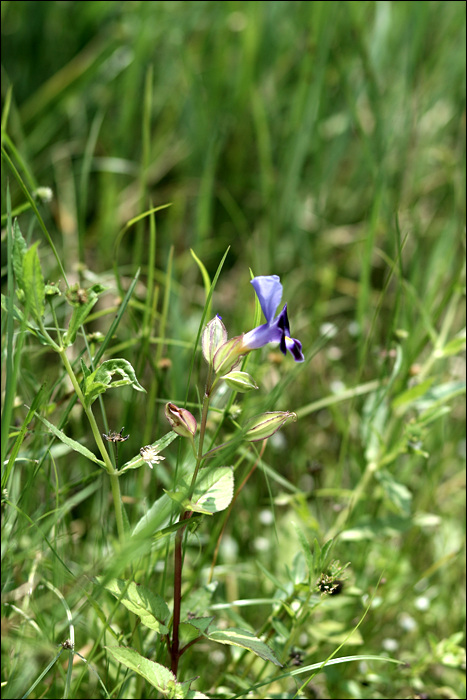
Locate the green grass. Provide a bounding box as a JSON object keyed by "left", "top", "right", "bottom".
{"left": 1, "top": 1, "right": 466, "bottom": 698}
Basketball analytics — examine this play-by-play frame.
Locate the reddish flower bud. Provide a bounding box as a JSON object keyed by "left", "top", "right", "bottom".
{"left": 165, "top": 402, "right": 197, "bottom": 438}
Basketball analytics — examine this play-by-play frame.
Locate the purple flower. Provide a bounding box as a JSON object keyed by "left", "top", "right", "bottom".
{"left": 242, "top": 275, "right": 304, "bottom": 362}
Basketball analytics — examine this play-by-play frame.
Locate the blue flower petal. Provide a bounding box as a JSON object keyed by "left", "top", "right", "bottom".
{"left": 242, "top": 276, "right": 304, "bottom": 362}
{"left": 284, "top": 336, "right": 305, "bottom": 362}
{"left": 250, "top": 275, "right": 283, "bottom": 323}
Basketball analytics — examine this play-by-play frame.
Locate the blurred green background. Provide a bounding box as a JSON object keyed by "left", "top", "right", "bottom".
{"left": 1, "top": 2, "right": 465, "bottom": 698}
{"left": 3, "top": 0, "right": 464, "bottom": 276}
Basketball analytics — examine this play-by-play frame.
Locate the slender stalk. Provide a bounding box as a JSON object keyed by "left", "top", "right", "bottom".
{"left": 170, "top": 512, "right": 189, "bottom": 674}
{"left": 170, "top": 366, "right": 215, "bottom": 675}
{"left": 58, "top": 347, "right": 126, "bottom": 541}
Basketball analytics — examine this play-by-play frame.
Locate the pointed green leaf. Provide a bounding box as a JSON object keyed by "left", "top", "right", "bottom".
{"left": 179, "top": 616, "right": 214, "bottom": 647}
{"left": 165, "top": 490, "right": 188, "bottom": 507}
{"left": 80, "top": 358, "right": 92, "bottom": 380}
{"left": 375, "top": 470, "right": 412, "bottom": 517}
{"left": 190, "top": 249, "right": 212, "bottom": 316}
{"left": 105, "top": 647, "right": 179, "bottom": 696}
{"left": 105, "top": 647, "right": 209, "bottom": 698}
{"left": 206, "top": 627, "right": 282, "bottom": 666}
{"left": 184, "top": 616, "right": 214, "bottom": 634}
{"left": 32, "top": 410, "right": 106, "bottom": 467}
{"left": 1, "top": 294, "right": 50, "bottom": 344}
{"left": 132, "top": 491, "right": 178, "bottom": 537}
{"left": 320, "top": 538, "right": 334, "bottom": 567}
{"left": 439, "top": 331, "right": 466, "bottom": 358}
{"left": 293, "top": 522, "right": 314, "bottom": 578}
{"left": 23, "top": 242, "right": 45, "bottom": 320}
{"left": 84, "top": 358, "right": 146, "bottom": 406}
{"left": 100, "top": 578, "right": 170, "bottom": 634}
{"left": 312, "top": 538, "right": 321, "bottom": 576}
{"left": 392, "top": 379, "right": 435, "bottom": 410}
{"left": 187, "top": 467, "right": 234, "bottom": 514}
{"left": 255, "top": 559, "right": 290, "bottom": 595}
{"left": 12, "top": 219, "right": 27, "bottom": 299}
{"left": 415, "top": 380, "right": 465, "bottom": 409}
{"left": 181, "top": 582, "right": 218, "bottom": 620}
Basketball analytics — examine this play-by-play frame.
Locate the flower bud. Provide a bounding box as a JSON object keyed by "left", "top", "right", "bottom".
{"left": 213, "top": 336, "right": 245, "bottom": 375}
{"left": 33, "top": 186, "right": 54, "bottom": 204}
{"left": 221, "top": 370, "right": 258, "bottom": 393}
{"left": 244, "top": 411, "right": 296, "bottom": 442}
{"left": 165, "top": 402, "right": 197, "bottom": 438}
{"left": 202, "top": 315, "right": 228, "bottom": 364}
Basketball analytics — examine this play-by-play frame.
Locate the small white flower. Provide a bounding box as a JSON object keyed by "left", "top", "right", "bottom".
{"left": 140, "top": 445, "right": 165, "bottom": 469}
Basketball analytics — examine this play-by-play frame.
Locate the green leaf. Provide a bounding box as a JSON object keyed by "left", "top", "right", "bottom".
{"left": 0, "top": 294, "right": 49, "bottom": 344}
{"left": 23, "top": 242, "right": 45, "bottom": 320}
{"left": 12, "top": 219, "right": 27, "bottom": 299}
{"left": 105, "top": 647, "right": 209, "bottom": 698}
{"left": 414, "top": 380, "right": 465, "bottom": 410}
{"left": 391, "top": 379, "right": 435, "bottom": 409}
{"left": 375, "top": 470, "right": 412, "bottom": 517}
{"left": 132, "top": 492, "right": 178, "bottom": 537}
{"left": 309, "top": 619, "right": 364, "bottom": 645}
{"left": 439, "top": 331, "right": 466, "bottom": 357}
{"left": 80, "top": 358, "right": 92, "bottom": 380}
{"left": 84, "top": 358, "right": 146, "bottom": 406}
{"left": 4, "top": 385, "right": 48, "bottom": 488}
{"left": 105, "top": 647, "right": 179, "bottom": 696}
{"left": 320, "top": 538, "right": 334, "bottom": 567}
{"left": 180, "top": 582, "right": 218, "bottom": 620}
{"left": 312, "top": 538, "right": 321, "bottom": 577}
{"left": 190, "top": 248, "right": 212, "bottom": 319}
{"left": 100, "top": 578, "right": 170, "bottom": 634}
{"left": 187, "top": 467, "right": 234, "bottom": 515}
{"left": 184, "top": 616, "right": 214, "bottom": 634}
{"left": 179, "top": 616, "right": 214, "bottom": 646}
{"left": 206, "top": 627, "right": 282, "bottom": 666}
{"left": 292, "top": 522, "right": 314, "bottom": 578}
{"left": 361, "top": 392, "right": 388, "bottom": 463}
{"left": 62, "top": 283, "right": 106, "bottom": 346}
{"left": 32, "top": 410, "right": 106, "bottom": 467}
{"left": 255, "top": 560, "right": 290, "bottom": 595}
{"left": 417, "top": 405, "right": 451, "bottom": 427}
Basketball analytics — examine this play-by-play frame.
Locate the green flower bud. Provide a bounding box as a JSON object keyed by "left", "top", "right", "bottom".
{"left": 221, "top": 370, "right": 258, "bottom": 393}
{"left": 213, "top": 336, "right": 245, "bottom": 375}
{"left": 244, "top": 411, "right": 296, "bottom": 442}
{"left": 165, "top": 402, "right": 197, "bottom": 438}
{"left": 202, "top": 315, "right": 228, "bottom": 364}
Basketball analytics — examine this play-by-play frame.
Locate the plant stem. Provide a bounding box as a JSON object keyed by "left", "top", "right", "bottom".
{"left": 58, "top": 347, "right": 126, "bottom": 541}
{"left": 171, "top": 368, "right": 215, "bottom": 675}
{"left": 170, "top": 511, "right": 189, "bottom": 675}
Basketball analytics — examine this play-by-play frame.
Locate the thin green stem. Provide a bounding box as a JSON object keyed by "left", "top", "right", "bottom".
{"left": 58, "top": 347, "right": 126, "bottom": 542}
{"left": 188, "top": 365, "right": 214, "bottom": 498}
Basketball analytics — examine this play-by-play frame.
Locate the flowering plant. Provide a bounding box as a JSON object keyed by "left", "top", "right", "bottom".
{"left": 159, "top": 272, "right": 303, "bottom": 675}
